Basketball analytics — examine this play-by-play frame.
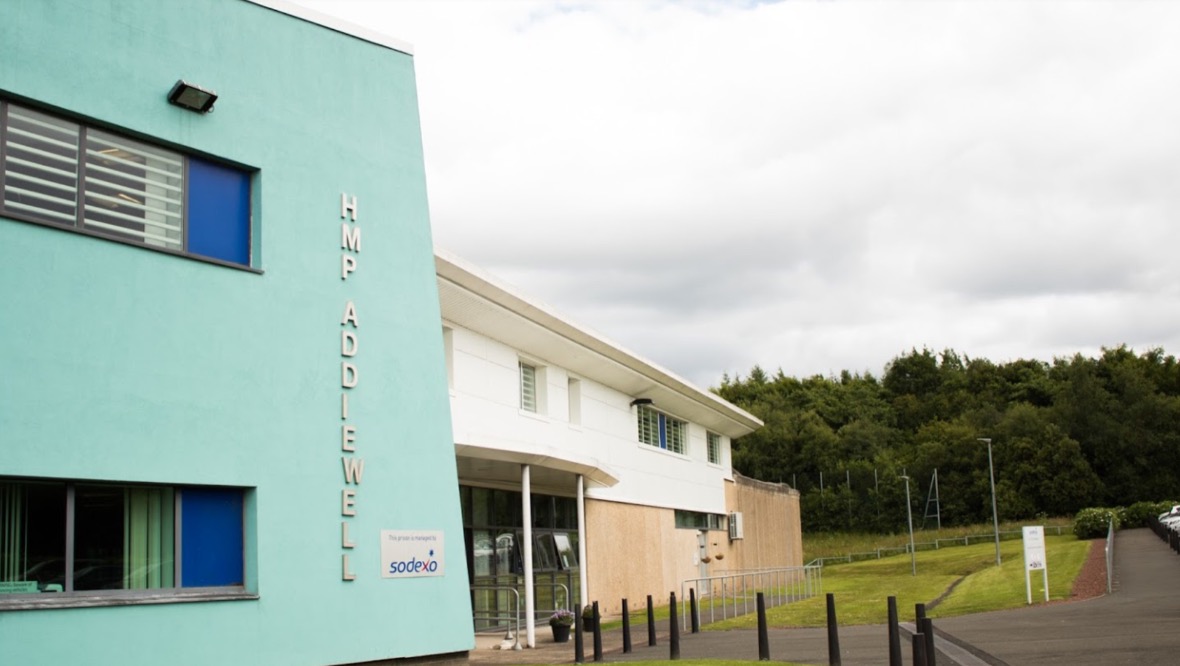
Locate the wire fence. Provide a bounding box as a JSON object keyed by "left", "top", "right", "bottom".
{"left": 806, "top": 525, "right": 1072, "bottom": 567}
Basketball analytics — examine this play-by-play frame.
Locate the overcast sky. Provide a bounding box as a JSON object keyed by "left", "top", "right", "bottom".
{"left": 295, "top": 0, "right": 1180, "bottom": 389}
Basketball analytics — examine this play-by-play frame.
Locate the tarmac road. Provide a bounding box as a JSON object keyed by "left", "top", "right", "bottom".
{"left": 471, "top": 527, "right": 1180, "bottom": 665}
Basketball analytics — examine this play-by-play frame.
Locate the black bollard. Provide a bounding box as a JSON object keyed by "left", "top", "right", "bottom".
{"left": 647, "top": 594, "right": 657, "bottom": 646}
{"left": 912, "top": 631, "right": 927, "bottom": 666}
{"left": 756, "top": 592, "right": 770, "bottom": 661}
{"left": 669, "top": 591, "right": 681, "bottom": 660}
{"left": 622, "top": 598, "right": 632, "bottom": 654}
{"left": 826, "top": 593, "right": 842, "bottom": 666}
{"left": 887, "top": 596, "right": 902, "bottom": 666}
{"left": 690, "top": 587, "right": 700, "bottom": 633}
{"left": 574, "top": 606, "right": 584, "bottom": 664}
{"left": 914, "top": 602, "right": 926, "bottom": 623}
{"left": 592, "top": 601, "right": 603, "bottom": 662}
{"left": 921, "top": 616, "right": 936, "bottom": 666}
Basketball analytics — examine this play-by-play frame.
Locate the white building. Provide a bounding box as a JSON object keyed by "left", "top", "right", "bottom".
{"left": 437, "top": 248, "right": 802, "bottom": 647}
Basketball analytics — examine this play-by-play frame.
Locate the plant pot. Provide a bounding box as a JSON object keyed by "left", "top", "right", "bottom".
{"left": 582, "top": 618, "right": 596, "bottom": 632}
{"left": 551, "top": 624, "right": 571, "bottom": 643}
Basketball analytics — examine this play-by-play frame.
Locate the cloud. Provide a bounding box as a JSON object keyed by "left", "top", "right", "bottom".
{"left": 298, "top": 0, "right": 1180, "bottom": 387}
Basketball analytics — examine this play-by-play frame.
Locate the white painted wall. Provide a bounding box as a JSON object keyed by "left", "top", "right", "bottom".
{"left": 447, "top": 325, "right": 732, "bottom": 515}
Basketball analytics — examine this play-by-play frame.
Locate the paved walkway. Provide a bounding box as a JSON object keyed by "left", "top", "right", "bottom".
{"left": 470, "top": 528, "right": 1180, "bottom": 665}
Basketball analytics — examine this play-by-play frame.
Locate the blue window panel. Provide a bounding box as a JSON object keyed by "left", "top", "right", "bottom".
{"left": 187, "top": 158, "right": 250, "bottom": 265}
{"left": 181, "top": 488, "right": 244, "bottom": 587}
{"left": 658, "top": 414, "right": 667, "bottom": 449}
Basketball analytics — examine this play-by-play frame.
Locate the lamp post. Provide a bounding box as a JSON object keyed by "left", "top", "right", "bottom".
{"left": 978, "top": 437, "right": 1001, "bottom": 566}
{"left": 900, "top": 474, "right": 915, "bottom": 576}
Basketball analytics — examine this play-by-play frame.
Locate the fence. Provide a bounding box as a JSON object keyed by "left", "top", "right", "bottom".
{"left": 807, "top": 525, "right": 1071, "bottom": 567}
{"left": 679, "top": 565, "right": 822, "bottom": 630}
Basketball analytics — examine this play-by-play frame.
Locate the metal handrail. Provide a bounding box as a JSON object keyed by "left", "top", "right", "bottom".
{"left": 469, "top": 584, "right": 522, "bottom": 651}
{"left": 679, "top": 565, "right": 821, "bottom": 629}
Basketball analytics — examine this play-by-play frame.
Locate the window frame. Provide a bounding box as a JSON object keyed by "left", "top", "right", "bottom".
{"left": 0, "top": 477, "right": 255, "bottom": 611}
{"left": 0, "top": 98, "right": 259, "bottom": 273}
{"left": 519, "top": 361, "right": 537, "bottom": 413}
{"left": 707, "top": 431, "right": 721, "bottom": 465}
{"left": 636, "top": 404, "right": 687, "bottom": 455}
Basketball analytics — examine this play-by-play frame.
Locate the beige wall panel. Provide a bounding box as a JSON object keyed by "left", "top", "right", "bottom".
{"left": 583, "top": 475, "right": 802, "bottom": 617}
{"left": 719, "top": 473, "right": 802, "bottom": 571}
{"left": 584, "top": 499, "right": 702, "bottom": 615}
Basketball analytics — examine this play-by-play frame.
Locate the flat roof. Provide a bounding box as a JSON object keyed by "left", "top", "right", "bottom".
{"left": 244, "top": 0, "right": 414, "bottom": 55}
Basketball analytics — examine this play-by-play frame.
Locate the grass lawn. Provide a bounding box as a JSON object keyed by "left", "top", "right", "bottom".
{"left": 706, "top": 534, "right": 1091, "bottom": 629}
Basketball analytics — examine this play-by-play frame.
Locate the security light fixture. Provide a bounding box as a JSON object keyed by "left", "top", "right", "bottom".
{"left": 168, "top": 80, "right": 218, "bottom": 113}
{"left": 629, "top": 398, "right": 653, "bottom": 407}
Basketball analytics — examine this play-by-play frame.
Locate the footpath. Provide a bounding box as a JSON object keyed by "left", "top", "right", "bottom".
{"left": 470, "top": 528, "right": 1180, "bottom": 665}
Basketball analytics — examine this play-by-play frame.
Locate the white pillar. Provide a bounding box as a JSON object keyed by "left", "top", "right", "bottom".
{"left": 577, "top": 474, "right": 588, "bottom": 610}
{"left": 522, "top": 464, "right": 535, "bottom": 648}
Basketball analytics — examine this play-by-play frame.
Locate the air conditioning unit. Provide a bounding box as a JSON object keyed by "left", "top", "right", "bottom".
{"left": 728, "top": 512, "right": 744, "bottom": 541}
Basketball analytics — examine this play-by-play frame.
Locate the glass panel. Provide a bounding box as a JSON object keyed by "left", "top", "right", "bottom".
{"left": 707, "top": 432, "right": 720, "bottom": 464}
{"left": 532, "top": 533, "right": 557, "bottom": 571}
{"left": 519, "top": 362, "right": 536, "bottom": 412}
{"left": 637, "top": 405, "right": 660, "bottom": 446}
{"left": 553, "top": 533, "right": 577, "bottom": 569}
{"left": 0, "top": 481, "right": 66, "bottom": 594}
{"left": 124, "top": 487, "right": 175, "bottom": 588}
{"left": 3, "top": 104, "right": 79, "bottom": 226}
{"left": 83, "top": 129, "right": 183, "bottom": 250}
{"left": 470, "top": 487, "right": 491, "bottom": 527}
{"left": 494, "top": 531, "right": 517, "bottom": 575}
{"left": 472, "top": 529, "right": 493, "bottom": 577}
{"left": 187, "top": 157, "right": 250, "bottom": 264}
{"left": 459, "top": 485, "right": 472, "bottom": 527}
{"left": 666, "top": 418, "right": 686, "bottom": 454}
{"left": 554, "top": 496, "right": 577, "bottom": 530}
{"left": 531, "top": 495, "right": 554, "bottom": 529}
{"left": 180, "top": 488, "right": 243, "bottom": 587}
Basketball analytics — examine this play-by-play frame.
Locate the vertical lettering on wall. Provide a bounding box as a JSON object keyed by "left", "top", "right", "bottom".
{"left": 339, "top": 193, "right": 363, "bottom": 582}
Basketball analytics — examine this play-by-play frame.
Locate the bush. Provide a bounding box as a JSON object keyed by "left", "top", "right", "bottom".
{"left": 1073, "top": 507, "right": 1121, "bottom": 539}
{"left": 1124, "top": 501, "right": 1177, "bottom": 527}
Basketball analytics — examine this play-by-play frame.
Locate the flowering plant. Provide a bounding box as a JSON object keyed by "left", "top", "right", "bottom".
{"left": 549, "top": 609, "right": 575, "bottom": 627}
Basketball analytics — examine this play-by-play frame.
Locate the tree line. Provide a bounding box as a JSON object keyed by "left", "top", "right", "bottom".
{"left": 714, "top": 345, "right": 1180, "bottom": 533}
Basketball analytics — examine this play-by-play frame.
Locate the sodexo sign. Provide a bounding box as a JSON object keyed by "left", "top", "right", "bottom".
{"left": 381, "top": 530, "right": 446, "bottom": 579}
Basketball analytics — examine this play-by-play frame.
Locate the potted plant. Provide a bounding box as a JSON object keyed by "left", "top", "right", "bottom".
{"left": 548, "top": 609, "right": 574, "bottom": 643}
{"left": 581, "top": 604, "right": 596, "bottom": 632}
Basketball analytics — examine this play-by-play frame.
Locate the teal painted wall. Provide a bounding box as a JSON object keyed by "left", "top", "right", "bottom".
{"left": 0, "top": 1, "right": 474, "bottom": 663}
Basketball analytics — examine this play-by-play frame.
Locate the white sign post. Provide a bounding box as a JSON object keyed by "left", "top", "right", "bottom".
{"left": 1022, "top": 525, "right": 1049, "bottom": 604}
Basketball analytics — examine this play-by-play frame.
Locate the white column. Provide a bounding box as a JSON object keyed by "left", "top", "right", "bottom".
{"left": 522, "top": 464, "right": 535, "bottom": 648}
{"left": 577, "top": 474, "right": 588, "bottom": 610}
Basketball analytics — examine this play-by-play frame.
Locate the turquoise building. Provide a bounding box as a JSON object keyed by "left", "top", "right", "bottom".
{"left": 0, "top": 1, "right": 473, "bottom": 663}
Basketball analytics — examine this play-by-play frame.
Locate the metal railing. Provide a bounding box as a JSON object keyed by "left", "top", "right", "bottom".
{"left": 470, "top": 584, "right": 522, "bottom": 650}
{"left": 807, "top": 525, "right": 1071, "bottom": 567}
{"left": 679, "top": 565, "right": 822, "bottom": 629}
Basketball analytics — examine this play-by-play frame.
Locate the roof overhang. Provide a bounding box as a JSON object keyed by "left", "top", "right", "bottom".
{"left": 437, "top": 247, "right": 763, "bottom": 439}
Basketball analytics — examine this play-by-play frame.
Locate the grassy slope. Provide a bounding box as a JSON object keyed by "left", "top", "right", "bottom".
{"left": 708, "top": 534, "right": 1090, "bottom": 629}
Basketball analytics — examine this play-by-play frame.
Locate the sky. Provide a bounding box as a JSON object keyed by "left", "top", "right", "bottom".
{"left": 295, "top": 0, "right": 1180, "bottom": 389}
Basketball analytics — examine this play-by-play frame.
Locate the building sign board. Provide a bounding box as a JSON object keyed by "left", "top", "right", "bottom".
{"left": 381, "top": 530, "right": 445, "bottom": 579}
{"left": 1022, "top": 525, "right": 1049, "bottom": 603}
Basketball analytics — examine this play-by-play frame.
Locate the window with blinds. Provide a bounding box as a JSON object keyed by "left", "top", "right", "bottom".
{"left": 1, "top": 100, "right": 251, "bottom": 267}
{"left": 707, "top": 432, "right": 721, "bottom": 464}
{"left": 637, "top": 404, "right": 687, "bottom": 455}
{"left": 519, "top": 361, "right": 537, "bottom": 412}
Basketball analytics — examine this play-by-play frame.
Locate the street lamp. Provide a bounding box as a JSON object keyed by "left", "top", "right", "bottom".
{"left": 900, "top": 474, "right": 916, "bottom": 576}
{"left": 978, "top": 437, "right": 1001, "bottom": 566}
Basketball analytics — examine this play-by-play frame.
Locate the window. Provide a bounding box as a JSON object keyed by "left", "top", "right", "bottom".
{"left": 636, "top": 404, "right": 687, "bottom": 454}
{"left": 707, "top": 432, "right": 721, "bottom": 465}
{"left": 567, "top": 377, "right": 582, "bottom": 426}
{"left": 674, "top": 510, "right": 727, "bottom": 531}
{"left": 1, "top": 100, "right": 252, "bottom": 267}
{"left": 0, "top": 479, "right": 247, "bottom": 602}
{"left": 519, "top": 361, "right": 537, "bottom": 412}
